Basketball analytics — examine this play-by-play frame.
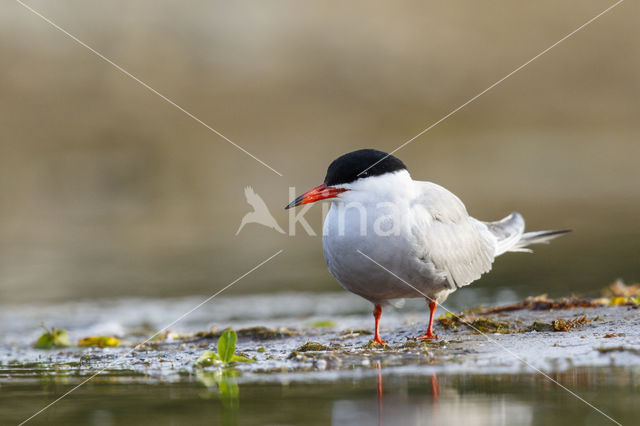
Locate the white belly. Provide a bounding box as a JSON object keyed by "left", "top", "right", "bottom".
{"left": 321, "top": 202, "right": 452, "bottom": 304}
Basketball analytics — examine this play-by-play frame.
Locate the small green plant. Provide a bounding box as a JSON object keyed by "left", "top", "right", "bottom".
{"left": 34, "top": 324, "right": 71, "bottom": 349}
{"left": 196, "top": 329, "right": 253, "bottom": 366}
{"left": 195, "top": 329, "right": 249, "bottom": 413}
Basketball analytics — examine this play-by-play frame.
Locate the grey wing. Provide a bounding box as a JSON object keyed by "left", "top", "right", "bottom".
{"left": 410, "top": 182, "right": 496, "bottom": 289}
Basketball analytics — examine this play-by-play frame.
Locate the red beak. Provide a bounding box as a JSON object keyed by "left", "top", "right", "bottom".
{"left": 285, "top": 183, "right": 348, "bottom": 209}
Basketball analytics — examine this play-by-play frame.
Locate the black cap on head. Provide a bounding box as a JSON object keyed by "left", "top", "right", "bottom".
{"left": 324, "top": 149, "right": 408, "bottom": 186}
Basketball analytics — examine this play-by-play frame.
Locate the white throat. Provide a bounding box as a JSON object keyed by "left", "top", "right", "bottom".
{"left": 332, "top": 169, "right": 413, "bottom": 205}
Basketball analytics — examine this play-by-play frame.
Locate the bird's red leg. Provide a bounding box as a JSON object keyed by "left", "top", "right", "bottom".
{"left": 373, "top": 304, "right": 387, "bottom": 344}
{"left": 416, "top": 300, "right": 438, "bottom": 340}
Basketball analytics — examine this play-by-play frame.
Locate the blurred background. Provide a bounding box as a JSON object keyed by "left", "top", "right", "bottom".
{"left": 1, "top": 0, "right": 638, "bottom": 304}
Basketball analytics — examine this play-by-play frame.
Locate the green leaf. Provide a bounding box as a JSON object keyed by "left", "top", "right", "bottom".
{"left": 196, "top": 350, "right": 222, "bottom": 366}
{"left": 230, "top": 355, "right": 254, "bottom": 363}
{"left": 34, "top": 327, "right": 71, "bottom": 349}
{"left": 34, "top": 333, "right": 54, "bottom": 349}
{"left": 217, "top": 329, "right": 237, "bottom": 364}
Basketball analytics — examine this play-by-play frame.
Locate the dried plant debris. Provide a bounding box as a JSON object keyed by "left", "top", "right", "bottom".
{"left": 552, "top": 316, "right": 590, "bottom": 331}
{"left": 603, "top": 279, "right": 640, "bottom": 298}
{"left": 194, "top": 326, "right": 299, "bottom": 341}
{"left": 194, "top": 327, "right": 221, "bottom": 339}
{"left": 480, "top": 295, "right": 601, "bottom": 314}
{"left": 236, "top": 326, "right": 299, "bottom": 340}
{"left": 521, "top": 316, "right": 591, "bottom": 333}
{"left": 77, "top": 336, "right": 120, "bottom": 347}
{"left": 522, "top": 322, "right": 555, "bottom": 332}
{"left": 527, "top": 295, "right": 603, "bottom": 310}
{"left": 361, "top": 340, "right": 391, "bottom": 350}
{"left": 437, "top": 314, "right": 513, "bottom": 334}
{"left": 296, "top": 341, "right": 331, "bottom": 352}
{"left": 479, "top": 281, "right": 640, "bottom": 315}
{"left": 467, "top": 318, "right": 513, "bottom": 334}
{"left": 437, "top": 313, "right": 465, "bottom": 331}
{"left": 398, "top": 340, "right": 425, "bottom": 349}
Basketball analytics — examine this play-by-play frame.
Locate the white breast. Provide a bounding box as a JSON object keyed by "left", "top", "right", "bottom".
{"left": 321, "top": 171, "right": 497, "bottom": 304}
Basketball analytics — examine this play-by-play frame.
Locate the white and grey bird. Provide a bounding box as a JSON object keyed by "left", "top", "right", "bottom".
{"left": 286, "top": 149, "right": 569, "bottom": 343}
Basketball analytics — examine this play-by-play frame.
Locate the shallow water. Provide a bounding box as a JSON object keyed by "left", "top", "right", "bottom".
{"left": 2, "top": 293, "right": 639, "bottom": 425}
{"left": 2, "top": 367, "right": 638, "bottom": 425}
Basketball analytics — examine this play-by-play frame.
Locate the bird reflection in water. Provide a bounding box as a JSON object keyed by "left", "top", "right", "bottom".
{"left": 375, "top": 363, "right": 440, "bottom": 426}
{"left": 376, "top": 362, "right": 383, "bottom": 426}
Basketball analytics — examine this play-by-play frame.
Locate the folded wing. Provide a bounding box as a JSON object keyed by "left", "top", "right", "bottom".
{"left": 410, "top": 182, "right": 496, "bottom": 289}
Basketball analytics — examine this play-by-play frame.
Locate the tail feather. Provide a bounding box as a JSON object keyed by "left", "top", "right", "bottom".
{"left": 485, "top": 212, "right": 570, "bottom": 256}
{"left": 510, "top": 229, "right": 572, "bottom": 252}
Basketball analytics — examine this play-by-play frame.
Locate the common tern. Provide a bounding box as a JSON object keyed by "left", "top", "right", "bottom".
{"left": 286, "top": 149, "right": 569, "bottom": 344}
